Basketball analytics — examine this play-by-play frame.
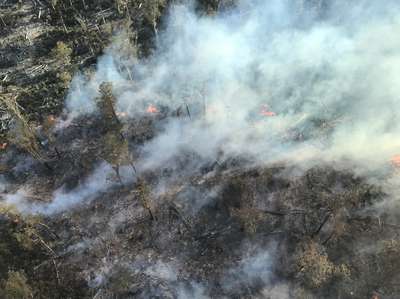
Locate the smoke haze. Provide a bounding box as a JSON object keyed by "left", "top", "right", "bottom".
{"left": 3, "top": 1, "right": 400, "bottom": 298}
{"left": 63, "top": 0, "right": 400, "bottom": 178}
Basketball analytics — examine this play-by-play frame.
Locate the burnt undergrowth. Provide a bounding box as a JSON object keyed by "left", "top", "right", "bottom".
{"left": 0, "top": 105, "right": 395, "bottom": 298}
{"left": 1, "top": 1, "right": 400, "bottom": 299}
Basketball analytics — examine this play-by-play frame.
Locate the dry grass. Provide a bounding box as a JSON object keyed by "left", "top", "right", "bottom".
{"left": 136, "top": 178, "right": 155, "bottom": 220}
{"left": 296, "top": 241, "right": 350, "bottom": 288}
{"left": 230, "top": 206, "right": 266, "bottom": 234}
{"left": 51, "top": 41, "right": 72, "bottom": 64}
{"left": 1, "top": 270, "right": 33, "bottom": 299}
{"left": 0, "top": 95, "right": 44, "bottom": 161}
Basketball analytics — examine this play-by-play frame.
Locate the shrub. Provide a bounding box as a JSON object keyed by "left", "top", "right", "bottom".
{"left": 297, "top": 241, "right": 350, "bottom": 288}
{"left": 230, "top": 206, "right": 265, "bottom": 234}
{"left": 1, "top": 271, "right": 33, "bottom": 299}
{"left": 115, "top": 0, "right": 129, "bottom": 14}
{"left": 102, "top": 132, "right": 131, "bottom": 175}
{"left": 0, "top": 96, "right": 44, "bottom": 161}
{"left": 141, "top": 0, "right": 167, "bottom": 36}
{"left": 57, "top": 71, "right": 72, "bottom": 89}
{"left": 51, "top": 41, "right": 72, "bottom": 64}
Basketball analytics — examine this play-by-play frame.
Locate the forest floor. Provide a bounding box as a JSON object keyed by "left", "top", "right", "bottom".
{"left": 0, "top": 1, "right": 399, "bottom": 299}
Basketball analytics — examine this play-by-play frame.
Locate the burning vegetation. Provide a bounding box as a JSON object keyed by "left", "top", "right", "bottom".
{"left": 1, "top": 0, "right": 400, "bottom": 298}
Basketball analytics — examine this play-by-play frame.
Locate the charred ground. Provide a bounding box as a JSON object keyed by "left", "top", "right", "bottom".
{"left": 1, "top": 1, "right": 400, "bottom": 299}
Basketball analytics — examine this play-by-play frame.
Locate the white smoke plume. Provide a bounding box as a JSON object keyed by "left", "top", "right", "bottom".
{"left": 3, "top": 2, "right": 400, "bottom": 298}
{"left": 144, "top": 260, "right": 209, "bottom": 299}
{"left": 222, "top": 242, "right": 277, "bottom": 294}
{"left": 4, "top": 163, "right": 134, "bottom": 215}
{"left": 62, "top": 0, "right": 400, "bottom": 180}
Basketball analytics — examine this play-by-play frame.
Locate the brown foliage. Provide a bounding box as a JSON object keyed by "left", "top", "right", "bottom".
{"left": 1, "top": 271, "right": 33, "bottom": 299}
{"left": 296, "top": 241, "right": 350, "bottom": 288}
{"left": 0, "top": 95, "right": 44, "bottom": 161}
{"left": 51, "top": 41, "right": 73, "bottom": 64}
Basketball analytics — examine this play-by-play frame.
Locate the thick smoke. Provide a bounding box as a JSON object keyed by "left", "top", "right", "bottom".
{"left": 24, "top": 0, "right": 400, "bottom": 216}
{"left": 64, "top": 0, "right": 400, "bottom": 179}
{"left": 3, "top": 1, "right": 400, "bottom": 296}
{"left": 26, "top": 1, "right": 400, "bottom": 213}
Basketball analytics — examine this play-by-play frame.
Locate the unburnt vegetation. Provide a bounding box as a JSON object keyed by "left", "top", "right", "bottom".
{"left": 1, "top": 1, "right": 399, "bottom": 299}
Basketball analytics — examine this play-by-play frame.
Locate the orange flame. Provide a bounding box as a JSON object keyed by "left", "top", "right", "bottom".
{"left": 0, "top": 143, "right": 7, "bottom": 150}
{"left": 390, "top": 155, "right": 400, "bottom": 167}
{"left": 146, "top": 104, "right": 158, "bottom": 114}
{"left": 260, "top": 105, "right": 276, "bottom": 117}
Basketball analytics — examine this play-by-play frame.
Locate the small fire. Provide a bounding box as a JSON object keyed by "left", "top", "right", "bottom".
{"left": 0, "top": 143, "right": 7, "bottom": 150}
{"left": 146, "top": 104, "right": 158, "bottom": 114}
{"left": 260, "top": 105, "right": 276, "bottom": 117}
{"left": 390, "top": 155, "right": 400, "bottom": 167}
{"left": 43, "top": 115, "right": 56, "bottom": 130}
